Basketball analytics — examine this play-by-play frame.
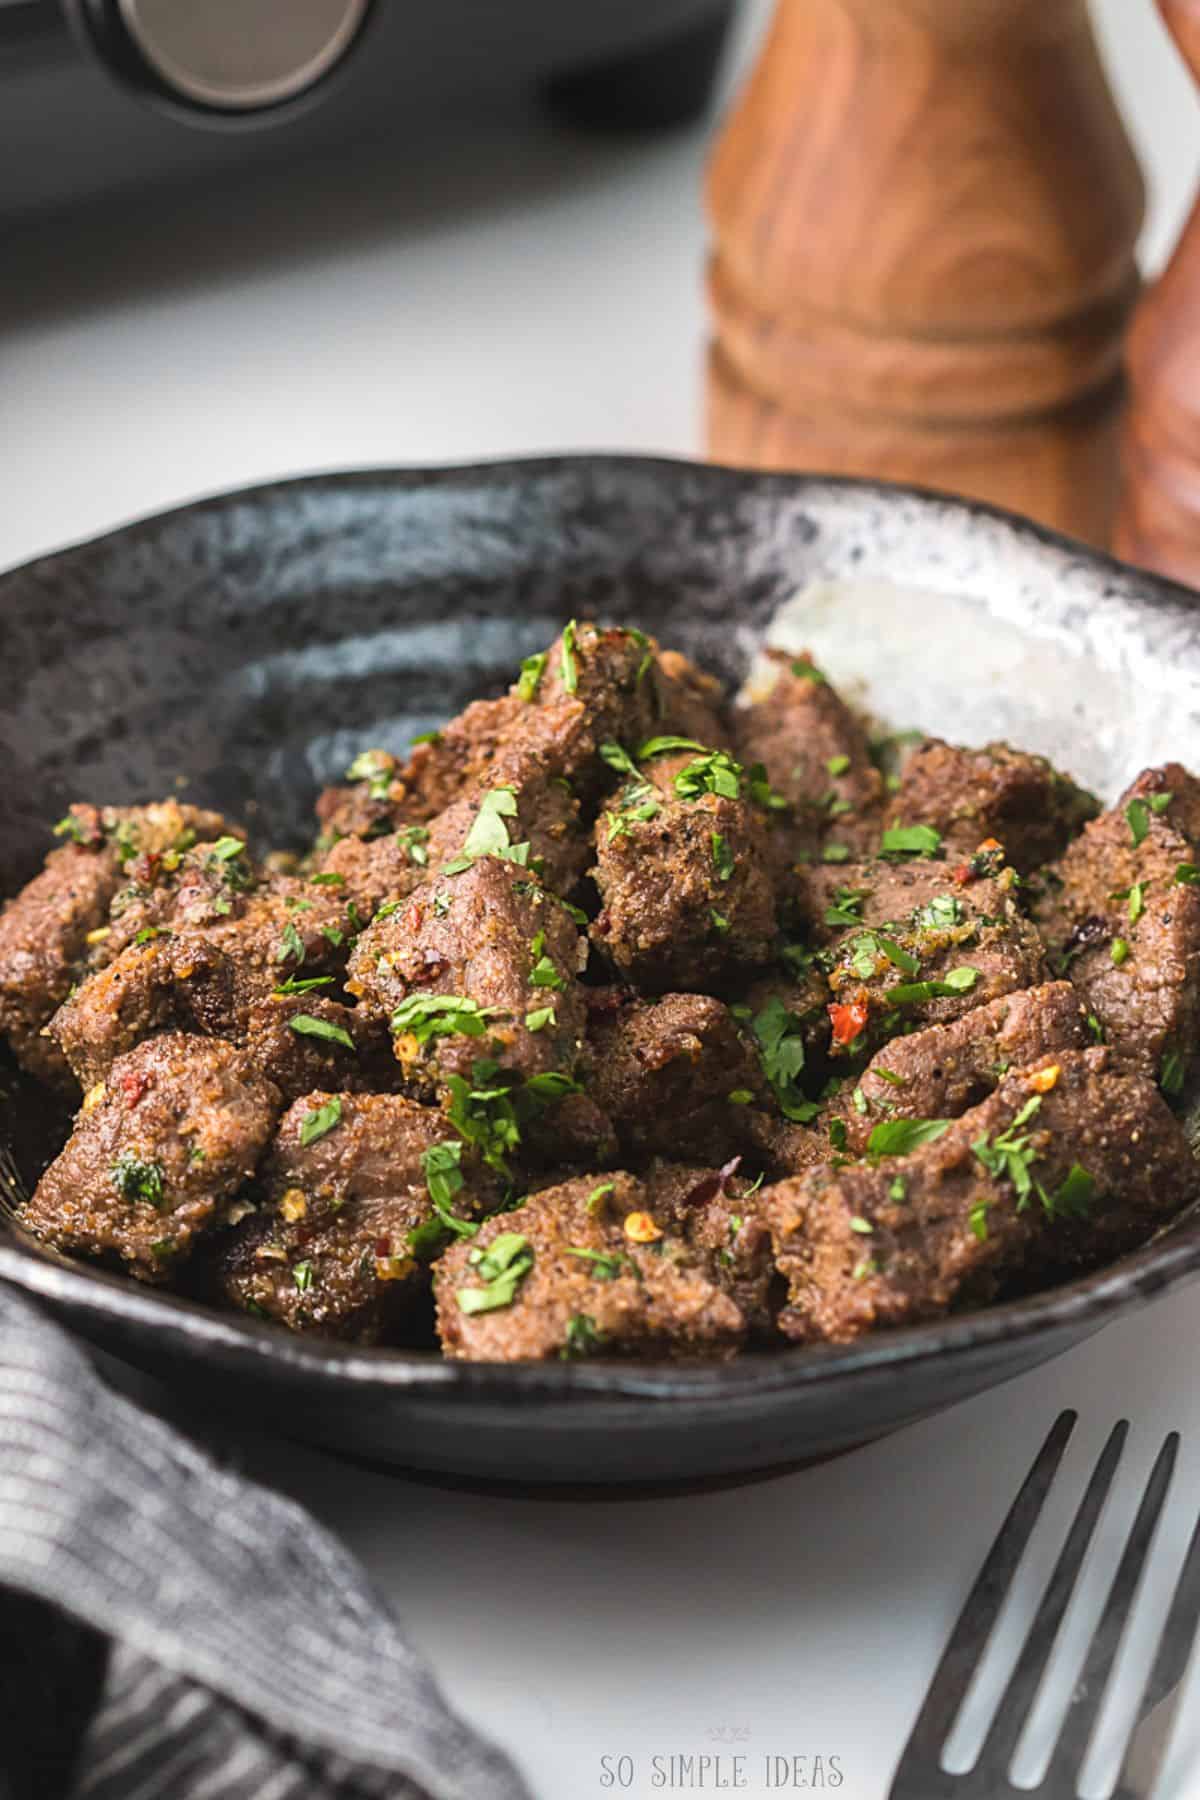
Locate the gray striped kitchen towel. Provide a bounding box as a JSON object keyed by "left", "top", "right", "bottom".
{"left": 0, "top": 1285, "right": 531, "bottom": 1800}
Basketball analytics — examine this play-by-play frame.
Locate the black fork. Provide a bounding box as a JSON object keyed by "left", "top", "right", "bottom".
{"left": 891, "top": 1412, "right": 1200, "bottom": 1799}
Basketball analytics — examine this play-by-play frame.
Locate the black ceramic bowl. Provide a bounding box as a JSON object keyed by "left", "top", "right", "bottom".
{"left": 2, "top": 457, "right": 1199, "bottom": 1489}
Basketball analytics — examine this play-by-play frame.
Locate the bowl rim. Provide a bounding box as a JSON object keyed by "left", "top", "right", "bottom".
{"left": 2, "top": 452, "right": 1199, "bottom": 1407}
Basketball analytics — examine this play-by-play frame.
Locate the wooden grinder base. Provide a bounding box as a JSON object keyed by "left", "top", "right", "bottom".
{"left": 705, "top": 0, "right": 1145, "bottom": 547}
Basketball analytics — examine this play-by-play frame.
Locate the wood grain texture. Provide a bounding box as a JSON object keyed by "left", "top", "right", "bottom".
{"left": 705, "top": 0, "right": 1145, "bottom": 545}
{"left": 1114, "top": 0, "right": 1200, "bottom": 588}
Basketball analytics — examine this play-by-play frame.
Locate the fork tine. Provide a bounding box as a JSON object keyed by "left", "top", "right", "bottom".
{"left": 894, "top": 1411, "right": 1077, "bottom": 1776}
{"left": 1044, "top": 1431, "right": 1179, "bottom": 1787}
{"left": 1111, "top": 1491, "right": 1200, "bottom": 1798}
{"left": 975, "top": 1420, "right": 1127, "bottom": 1773}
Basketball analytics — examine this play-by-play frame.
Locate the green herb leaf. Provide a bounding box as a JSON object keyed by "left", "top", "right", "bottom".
{"left": 565, "top": 1246, "right": 629, "bottom": 1282}
{"left": 561, "top": 1312, "right": 603, "bottom": 1358}
{"left": 826, "top": 753, "right": 851, "bottom": 776}
{"left": 292, "top": 1260, "right": 315, "bottom": 1293}
{"left": 457, "top": 1232, "right": 534, "bottom": 1313}
{"left": 866, "top": 1118, "right": 950, "bottom": 1159}
{"left": 972, "top": 1095, "right": 1043, "bottom": 1203}
{"left": 822, "top": 843, "right": 851, "bottom": 864}
{"left": 1161, "top": 1049, "right": 1186, "bottom": 1096}
{"left": 288, "top": 1014, "right": 355, "bottom": 1051}
{"left": 828, "top": 1118, "right": 848, "bottom": 1151}
{"left": 1150, "top": 791, "right": 1173, "bottom": 815}
{"left": 824, "top": 887, "right": 868, "bottom": 928}
{"left": 1043, "top": 1163, "right": 1096, "bottom": 1220}
{"left": 1174, "top": 863, "right": 1200, "bottom": 886}
{"left": 586, "top": 1182, "right": 615, "bottom": 1216}
{"left": 878, "top": 936, "right": 919, "bottom": 975}
{"left": 710, "top": 909, "right": 731, "bottom": 935}
{"left": 310, "top": 870, "right": 345, "bottom": 887}
{"left": 674, "top": 749, "right": 743, "bottom": 802}
{"left": 915, "top": 894, "right": 964, "bottom": 930}
{"left": 391, "top": 993, "right": 495, "bottom": 1046}
{"left": 790, "top": 659, "right": 826, "bottom": 683}
{"left": 636, "top": 735, "right": 706, "bottom": 761}
{"left": 300, "top": 1096, "right": 342, "bottom": 1147}
{"left": 517, "top": 650, "right": 548, "bottom": 702}
{"left": 711, "top": 832, "right": 735, "bottom": 882}
{"left": 752, "top": 996, "right": 818, "bottom": 1123}
{"left": 396, "top": 825, "right": 430, "bottom": 866}
{"left": 275, "top": 920, "right": 305, "bottom": 965}
{"left": 886, "top": 966, "right": 978, "bottom": 1004}
{"left": 599, "top": 742, "right": 638, "bottom": 778}
{"left": 462, "top": 785, "right": 519, "bottom": 861}
{"left": 525, "top": 1006, "right": 556, "bottom": 1032}
{"left": 110, "top": 1155, "right": 166, "bottom": 1209}
{"left": 209, "top": 836, "right": 246, "bottom": 862}
{"left": 560, "top": 620, "right": 579, "bottom": 694}
{"left": 1126, "top": 798, "right": 1150, "bottom": 847}
{"left": 1128, "top": 881, "right": 1147, "bottom": 925}
{"left": 1110, "top": 937, "right": 1130, "bottom": 966}
{"left": 880, "top": 823, "right": 943, "bottom": 859}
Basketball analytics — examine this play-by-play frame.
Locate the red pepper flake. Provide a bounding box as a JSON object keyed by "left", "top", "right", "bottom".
{"left": 375, "top": 1235, "right": 391, "bottom": 1257}
{"left": 829, "top": 999, "right": 869, "bottom": 1046}
{"left": 117, "top": 1070, "right": 149, "bottom": 1106}
{"left": 951, "top": 862, "right": 973, "bottom": 886}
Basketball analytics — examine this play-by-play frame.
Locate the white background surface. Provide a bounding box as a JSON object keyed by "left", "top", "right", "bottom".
{"left": 5, "top": 3, "right": 1200, "bottom": 1796}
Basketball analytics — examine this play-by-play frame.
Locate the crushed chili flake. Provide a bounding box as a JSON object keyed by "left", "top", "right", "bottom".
{"left": 624, "top": 1211, "right": 662, "bottom": 1243}
{"left": 829, "top": 998, "right": 869, "bottom": 1046}
{"left": 117, "top": 1070, "right": 149, "bottom": 1106}
{"left": 1027, "top": 1064, "right": 1060, "bottom": 1093}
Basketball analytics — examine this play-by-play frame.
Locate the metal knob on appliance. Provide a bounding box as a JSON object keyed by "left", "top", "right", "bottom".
{"left": 78, "top": 0, "right": 371, "bottom": 117}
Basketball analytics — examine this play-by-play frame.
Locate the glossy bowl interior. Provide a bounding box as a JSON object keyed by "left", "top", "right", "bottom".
{"left": 2, "top": 456, "right": 1199, "bottom": 1488}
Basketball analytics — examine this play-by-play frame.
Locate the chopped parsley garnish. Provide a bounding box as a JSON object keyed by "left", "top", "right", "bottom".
{"left": 889, "top": 1177, "right": 907, "bottom": 1201}
{"left": 1110, "top": 938, "right": 1130, "bottom": 966}
{"left": 310, "top": 870, "right": 345, "bottom": 887}
{"left": 710, "top": 909, "right": 731, "bottom": 935}
{"left": 457, "top": 1232, "right": 534, "bottom": 1314}
{"left": 752, "top": 996, "right": 818, "bottom": 1123}
{"left": 275, "top": 920, "right": 305, "bottom": 964}
{"left": 915, "top": 894, "right": 964, "bottom": 930}
{"left": 712, "top": 833, "right": 735, "bottom": 882}
{"left": 791, "top": 659, "right": 826, "bottom": 683}
{"left": 887, "top": 967, "right": 978, "bottom": 1005}
{"left": 746, "top": 763, "right": 789, "bottom": 811}
{"left": 561, "top": 1313, "right": 603, "bottom": 1359}
{"left": 560, "top": 620, "right": 579, "bottom": 694}
{"left": 828, "top": 1119, "right": 848, "bottom": 1151}
{"left": 1042, "top": 1163, "right": 1096, "bottom": 1220}
{"left": 391, "top": 993, "right": 496, "bottom": 1046}
{"left": 822, "top": 843, "right": 851, "bottom": 864}
{"left": 1175, "top": 863, "right": 1200, "bottom": 886}
{"left": 865, "top": 1118, "right": 949, "bottom": 1160}
{"left": 410, "top": 729, "right": 442, "bottom": 747}
{"left": 1087, "top": 1013, "right": 1105, "bottom": 1042}
{"left": 1128, "top": 882, "right": 1146, "bottom": 924}
{"left": 727, "top": 1088, "right": 753, "bottom": 1105}
{"left": 53, "top": 813, "right": 92, "bottom": 845}
{"left": 525, "top": 1006, "right": 556, "bottom": 1032}
{"left": 345, "top": 750, "right": 394, "bottom": 799}
{"left": 878, "top": 936, "right": 919, "bottom": 975}
{"left": 674, "top": 749, "right": 743, "bottom": 802}
{"left": 209, "top": 835, "right": 246, "bottom": 862}
{"left": 853, "top": 1258, "right": 879, "bottom": 1282}
{"left": 528, "top": 931, "right": 564, "bottom": 990}
{"left": 396, "top": 825, "right": 430, "bottom": 866}
{"left": 586, "top": 1182, "right": 615, "bottom": 1216}
{"left": 826, "top": 754, "right": 851, "bottom": 777}
{"left": 968, "top": 1200, "right": 990, "bottom": 1242}
{"left": 848, "top": 1215, "right": 873, "bottom": 1235}
{"left": 420, "top": 1140, "right": 478, "bottom": 1239}
{"left": 1150, "top": 791, "right": 1174, "bottom": 814}
{"left": 824, "top": 887, "right": 868, "bottom": 928}
{"left": 462, "top": 785, "right": 520, "bottom": 861}
{"left": 288, "top": 1014, "right": 355, "bottom": 1051}
{"left": 1161, "top": 1049, "right": 1186, "bottom": 1097}
{"left": 133, "top": 926, "right": 167, "bottom": 946}
{"left": 1125, "top": 798, "right": 1150, "bottom": 847}
{"left": 110, "top": 1155, "right": 166, "bottom": 1209}
{"left": 517, "top": 650, "right": 548, "bottom": 701}
{"left": 292, "top": 1261, "right": 315, "bottom": 1293}
{"left": 880, "top": 823, "right": 943, "bottom": 859}
{"left": 300, "top": 1096, "right": 342, "bottom": 1147}
{"left": 565, "top": 1246, "right": 629, "bottom": 1282}
{"left": 971, "top": 1095, "right": 1043, "bottom": 1204}
{"left": 600, "top": 742, "right": 639, "bottom": 778}
{"left": 636, "top": 735, "right": 705, "bottom": 761}
{"left": 321, "top": 925, "right": 345, "bottom": 947}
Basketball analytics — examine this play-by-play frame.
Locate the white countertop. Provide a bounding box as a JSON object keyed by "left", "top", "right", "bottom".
{"left": 5, "top": 4, "right": 1200, "bottom": 1795}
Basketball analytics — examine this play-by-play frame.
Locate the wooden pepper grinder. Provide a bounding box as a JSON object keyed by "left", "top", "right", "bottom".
{"left": 705, "top": 0, "right": 1145, "bottom": 547}
{"left": 1114, "top": 0, "right": 1200, "bottom": 586}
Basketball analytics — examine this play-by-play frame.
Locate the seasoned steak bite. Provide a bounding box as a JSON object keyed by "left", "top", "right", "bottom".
{"left": 585, "top": 993, "right": 767, "bottom": 1162}
{"left": 434, "top": 1171, "right": 746, "bottom": 1362}
{"left": 794, "top": 848, "right": 1046, "bottom": 1060}
{"left": 890, "top": 739, "right": 1098, "bottom": 875}
{"left": 766, "top": 1047, "right": 1194, "bottom": 1344}
{"left": 643, "top": 1159, "right": 781, "bottom": 1340}
{"left": 216, "top": 1092, "right": 499, "bottom": 1342}
{"left": 1033, "top": 764, "right": 1200, "bottom": 1086}
{"left": 823, "top": 981, "right": 1089, "bottom": 1155}
{"left": 47, "top": 931, "right": 235, "bottom": 1092}
{"left": 591, "top": 754, "right": 777, "bottom": 991}
{"left": 21, "top": 1034, "right": 279, "bottom": 1281}
{"left": 0, "top": 800, "right": 233, "bottom": 1084}
{"left": 734, "top": 650, "right": 883, "bottom": 849}
{"left": 240, "top": 997, "right": 394, "bottom": 1104}
{"left": 347, "top": 856, "right": 587, "bottom": 1088}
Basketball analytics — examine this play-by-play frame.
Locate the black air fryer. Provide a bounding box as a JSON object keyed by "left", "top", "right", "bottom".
{"left": 1, "top": 0, "right": 735, "bottom": 221}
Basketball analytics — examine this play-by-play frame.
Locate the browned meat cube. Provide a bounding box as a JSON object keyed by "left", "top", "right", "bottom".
{"left": 216, "top": 1091, "right": 499, "bottom": 1342}
{"left": 802, "top": 850, "right": 1046, "bottom": 1061}
{"left": 765, "top": 1047, "right": 1194, "bottom": 1344}
{"left": 47, "top": 931, "right": 234, "bottom": 1092}
{"left": 315, "top": 695, "right": 526, "bottom": 843}
{"left": 585, "top": 993, "right": 767, "bottom": 1161}
{"left": 733, "top": 650, "right": 883, "bottom": 851}
{"left": 1033, "top": 764, "right": 1200, "bottom": 1089}
{"left": 534, "top": 623, "right": 728, "bottom": 767}
{"left": 823, "top": 981, "right": 1089, "bottom": 1155}
{"left": 433, "top": 1171, "right": 746, "bottom": 1363}
{"left": 889, "top": 738, "right": 1098, "bottom": 875}
{"left": 21, "top": 1034, "right": 280, "bottom": 1281}
{"left": 591, "top": 750, "right": 777, "bottom": 990}
{"left": 739, "top": 967, "right": 833, "bottom": 1108}
{"left": 347, "top": 856, "right": 587, "bottom": 1089}
{"left": 0, "top": 800, "right": 233, "bottom": 1085}
{"left": 644, "top": 1159, "right": 780, "bottom": 1340}
{"left": 239, "top": 997, "right": 395, "bottom": 1104}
